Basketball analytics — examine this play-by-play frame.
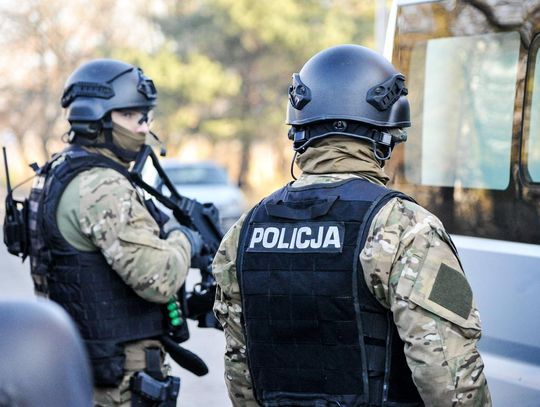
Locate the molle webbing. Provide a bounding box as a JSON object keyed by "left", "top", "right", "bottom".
{"left": 237, "top": 178, "right": 422, "bottom": 406}
{"left": 29, "top": 147, "right": 165, "bottom": 386}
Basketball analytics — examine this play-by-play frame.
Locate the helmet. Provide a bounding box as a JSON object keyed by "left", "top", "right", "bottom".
{"left": 60, "top": 59, "right": 158, "bottom": 161}
{"left": 61, "top": 59, "right": 157, "bottom": 124}
{"left": 286, "top": 44, "right": 410, "bottom": 157}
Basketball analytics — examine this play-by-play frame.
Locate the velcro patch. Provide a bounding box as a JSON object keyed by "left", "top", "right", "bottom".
{"left": 428, "top": 263, "right": 472, "bottom": 319}
{"left": 246, "top": 222, "right": 345, "bottom": 253}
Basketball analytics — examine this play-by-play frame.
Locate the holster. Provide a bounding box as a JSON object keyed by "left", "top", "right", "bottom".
{"left": 130, "top": 347, "right": 180, "bottom": 407}
{"left": 130, "top": 372, "right": 180, "bottom": 407}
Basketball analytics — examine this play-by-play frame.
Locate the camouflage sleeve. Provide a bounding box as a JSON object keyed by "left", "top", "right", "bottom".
{"left": 212, "top": 213, "right": 259, "bottom": 407}
{"left": 78, "top": 167, "right": 190, "bottom": 304}
{"left": 361, "top": 198, "right": 492, "bottom": 406}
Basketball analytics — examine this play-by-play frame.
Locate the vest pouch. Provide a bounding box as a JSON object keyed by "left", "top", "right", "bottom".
{"left": 264, "top": 196, "right": 338, "bottom": 220}
{"left": 86, "top": 340, "right": 126, "bottom": 387}
{"left": 3, "top": 197, "right": 29, "bottom": 259}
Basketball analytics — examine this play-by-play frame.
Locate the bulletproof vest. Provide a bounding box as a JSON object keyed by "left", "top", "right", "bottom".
{"left": 237, "top": 178, "right": 424, "bottom": 407}
{"left": 28, "top": 146, "right": 165, "bottom": 387}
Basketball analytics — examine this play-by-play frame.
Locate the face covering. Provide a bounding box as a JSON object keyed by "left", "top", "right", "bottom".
{"left": 111, "top": 122, "right": 147, "bottom": 155}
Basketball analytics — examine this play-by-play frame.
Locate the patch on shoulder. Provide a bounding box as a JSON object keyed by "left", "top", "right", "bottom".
{"left": 428, "top": 263, "right": 472, "bottom": 319}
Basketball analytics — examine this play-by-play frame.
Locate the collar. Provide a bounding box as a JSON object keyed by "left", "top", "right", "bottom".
{"left": 294, "top": 136, "right": 390, "bottom": 185}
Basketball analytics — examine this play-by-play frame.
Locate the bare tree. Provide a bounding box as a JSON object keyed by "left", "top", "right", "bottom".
{"left": 0, "top": 0, "right": 159, "bottom": 166}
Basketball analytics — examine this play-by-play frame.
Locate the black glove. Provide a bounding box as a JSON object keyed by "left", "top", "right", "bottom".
{"left": 179, "top": 226, "right": 203, "bottom": 258}
{"left": 163, "top": 219, "right": 203, "bottom": 258}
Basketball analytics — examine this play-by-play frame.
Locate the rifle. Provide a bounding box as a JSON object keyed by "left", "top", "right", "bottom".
{"left": 2, "top": 146, "right": 28, "bottom": 260}
{"left": 130, "top": 145, "right": 224, "bottom": 330}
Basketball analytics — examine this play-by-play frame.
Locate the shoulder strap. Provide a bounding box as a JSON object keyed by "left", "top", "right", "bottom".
{"left": 45, "top": 146, "right": 131, "bottom": 186}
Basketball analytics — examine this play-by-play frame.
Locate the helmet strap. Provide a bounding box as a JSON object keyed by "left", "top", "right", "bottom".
{"left": 68, "top": 115, "right": 138, "bottom": 163}
{"left": 290, "top": 121, "right": 398, "bottom": 163}
{"left": 101, "top": 117, "right": 138, "bottom": 163}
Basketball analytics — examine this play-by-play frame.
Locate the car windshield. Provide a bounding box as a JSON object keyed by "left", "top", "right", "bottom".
{"left": 165, "top": 165, "right": 229, "bottom": 185}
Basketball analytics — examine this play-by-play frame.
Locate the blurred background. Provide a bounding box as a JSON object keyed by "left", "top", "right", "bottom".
{"left": 0, "top": 1, "right": 390, "bottom": 405}
{"left": 0, "top": 0, "right": 391, "bottom": 206}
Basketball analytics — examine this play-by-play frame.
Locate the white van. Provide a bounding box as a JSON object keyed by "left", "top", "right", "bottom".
{"left": 385, "top": 1, "right": 540, "bottom": 405}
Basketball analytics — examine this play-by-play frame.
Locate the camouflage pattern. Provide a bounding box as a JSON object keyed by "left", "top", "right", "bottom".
{"left": 213, "top": 138, "right": 491, "bottom": 406}
{"left": 213, "top": 213, "right": 259, "bottom": 407}
{"left": 53, "top": 147, "right": 191, "bottom": 407}
{"left": 56, "top": 156, "right": 191, "bottom": 303}
{"left": 361, "top": 197, "right": 490, "bottom": 406}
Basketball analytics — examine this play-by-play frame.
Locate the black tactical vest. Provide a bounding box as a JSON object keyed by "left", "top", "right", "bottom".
{"left": 237, "top": 178, "right": 424, "bottom": 407}
{"left": 28, "top": 146, "right": 165, "bottom": 387}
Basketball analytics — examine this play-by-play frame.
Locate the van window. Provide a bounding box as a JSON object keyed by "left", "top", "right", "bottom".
{"left": 525, "top": 46, "right": 540, "bottom": 182}
{"left": 404, "top": 32, "right": 520, "bottom": 190}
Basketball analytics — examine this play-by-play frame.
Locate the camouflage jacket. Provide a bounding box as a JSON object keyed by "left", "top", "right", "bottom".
{"left": 212, "top": 138, "right": 491, "bottom": 406}
{"left": 53, "top": 146, "right": 191, "bottom": 303}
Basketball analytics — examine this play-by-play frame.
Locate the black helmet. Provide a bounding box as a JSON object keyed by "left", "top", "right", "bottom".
{"left": 61, "top": 59, "right": 157, "bottom": 123}
{"left": 0, "top": 301, "right": 92, "bottom": 406}
{"left": 286, "top": 44, "right": 410, "bottom": 158}
{"left": 60, "top": 59, "right": 158, "bottom": 161}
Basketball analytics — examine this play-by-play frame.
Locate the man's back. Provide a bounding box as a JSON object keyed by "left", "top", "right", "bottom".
{"left": 214, "top": 137, "right": 490, "bottom": 406}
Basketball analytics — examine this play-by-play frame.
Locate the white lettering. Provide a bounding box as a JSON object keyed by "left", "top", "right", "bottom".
{"left": 248, "top": 224, "right": 343, "bottom": 251}
{"left": 277, "top": 228, "right": 289, "bottom": 249}
{"left": 296, "top": 226, "right": 311, "bottom": 249}
{"left": 249, "top": 228, "right": 264, "bottom": 248}
{"left": 289, "top": 227, "right": 298, "bottom": 249}
{"left": 322, "top": 226, "right": 341, "bottom": 248}
{"left": 263, "top": 227, "right": 280, "bottom": 248}
{"left": 310, "top": 227, "right": 324, "bottom": 249}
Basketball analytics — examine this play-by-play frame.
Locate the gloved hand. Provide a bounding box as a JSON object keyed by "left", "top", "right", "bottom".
{"left": 178, "top": 226, "right": 204, "bottom": 258}
{"left": 163, "top": 219, "right": 203, "bottom": 258}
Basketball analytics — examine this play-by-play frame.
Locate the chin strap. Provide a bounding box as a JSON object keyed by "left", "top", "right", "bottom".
{"left": 289, "top": 121, "right": 407, "bottom": 162}
{"left": 68, "top": 116, "right": 139, "bottom": 163}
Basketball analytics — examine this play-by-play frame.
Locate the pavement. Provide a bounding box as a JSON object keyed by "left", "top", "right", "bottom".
{"left": 0, "top": 245, "right": 231, "bottom": 406}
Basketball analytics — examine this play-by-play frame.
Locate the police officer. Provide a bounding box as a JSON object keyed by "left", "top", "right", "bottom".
{"left": 212, "top": 45, "right": 492, "bottom": 406}
{"left": 27, "top": 59, "right": 201, "bottom": 406}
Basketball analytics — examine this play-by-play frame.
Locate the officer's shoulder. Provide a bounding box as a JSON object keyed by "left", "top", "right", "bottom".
{"left": 77, "top": 167, "right": 133, "bottom": 195}
{"left": 380, "top": 195, "right": 445, "bottom": 233}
